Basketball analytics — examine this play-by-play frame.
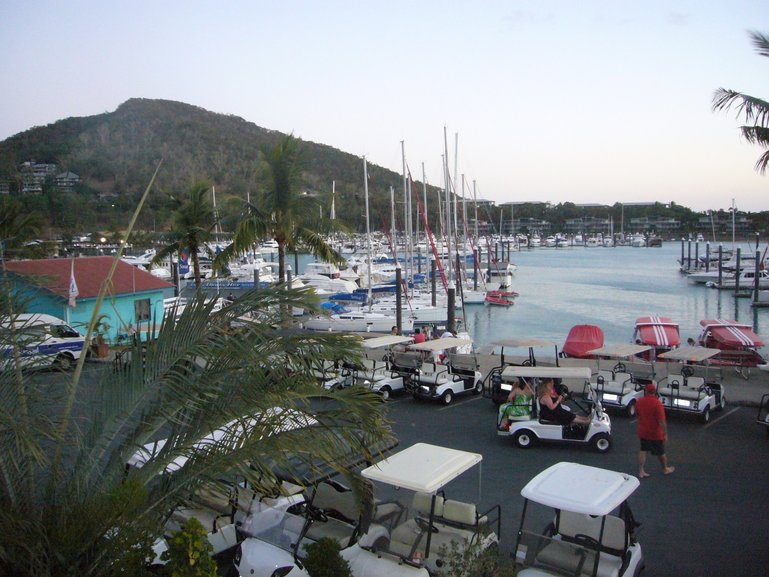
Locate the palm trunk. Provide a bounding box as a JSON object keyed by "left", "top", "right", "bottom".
{"left": 278, "top": 243, "right": 286, "bottom": 284}
{"left": 191, "top": 245, "right": 202, "bottom": 288}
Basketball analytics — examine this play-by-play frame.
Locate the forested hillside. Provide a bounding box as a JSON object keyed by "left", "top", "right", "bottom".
{"left": 0, "top": 98, "right": 411, "bottom": 234}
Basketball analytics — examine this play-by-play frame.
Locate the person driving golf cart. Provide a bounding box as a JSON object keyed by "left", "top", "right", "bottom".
{"left": 538, "top": 378, "right": 592, "bottom": 426}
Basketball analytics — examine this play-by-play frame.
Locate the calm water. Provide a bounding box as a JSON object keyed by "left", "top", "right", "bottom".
{"left": 302, "top": 243, "right": 768, "bottom": 353}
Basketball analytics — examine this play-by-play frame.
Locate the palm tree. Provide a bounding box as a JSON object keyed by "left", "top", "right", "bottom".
{"left": 216, "top": 134, "right": 344, "bottom": 283}
{"left": 0, "top": 285, "right": 392, "bottom": 576}
{"left": 152, "top": 181, "right": 217, "bottom": 287}
{"left": 713, "top": 31, "right": 769, "bottom": 173}
{"left": 0, "top": 197, "right": 42, "bottom": 260}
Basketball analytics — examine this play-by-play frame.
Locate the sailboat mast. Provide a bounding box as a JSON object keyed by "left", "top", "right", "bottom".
{"left": 443, "top": 128, "right": 453, "bottom": 284}
{"left": 364, "top": 156, "right": 372, "bottom": 310}
{"left": 401, "top": 141, "right": 409, "bottom": 288}
{"left": 422, "top": 163, "right": 428, "bottom": 246}
{"left": 473, "top": 179, "right": 478, "bottom": 241}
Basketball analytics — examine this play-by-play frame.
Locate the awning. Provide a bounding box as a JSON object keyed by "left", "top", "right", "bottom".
{"left": 700, "top": 319, "right": 764, "bottom": 348}
{"left": 562, "top": 325, "right": 604, "bottom": 358}
{"left": 635, "top": 316, "right": 681, "bottom": 347}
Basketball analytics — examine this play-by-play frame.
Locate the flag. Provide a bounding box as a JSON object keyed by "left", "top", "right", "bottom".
{"left": 68, "top": 257, "right": 79, "bottom": 308}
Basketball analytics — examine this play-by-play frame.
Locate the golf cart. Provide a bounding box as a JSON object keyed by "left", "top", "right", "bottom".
{"left": 514, "top": 461, "right": 644, "bottom": 577}
{"left": 656, "top": 346, "right": 725, "bottom": 423}
{"left": 588, "top": 344, "right": 654, "bottom": 417}
{"left": 324, "top": 335, "right": 415, "bottom": 400}
{"left": 406, "top": 337, "right": 483, "bottom": 404}
{"left": 496, "top": 366, "right": 613, "bottom": 453}
{"left": 342, "top": 442, "right": 501, "bottom": 576}
{"left": 482, "top": 338, "right": 560, "bottom": 405}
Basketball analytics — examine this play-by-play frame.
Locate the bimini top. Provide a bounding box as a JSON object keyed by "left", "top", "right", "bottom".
{"left": 658, "top": 346, "right": 721, "bottom": 363}
{"left": 634, "top": 315, "right": 681, "bottom": 347}
{"left": 501, "top": 366, "right": 592, "bottom": 381}
{"left": 700, "top": 319, "right": 765, "bottom": 348}
{"left": 521, "top": 462, "right": 639, "bottom": 516}
{"left": 562, "top": 325, "right": 604, "bottom": 358}
{"left": 361, "top": 442, "right": 481, "bottom": 494}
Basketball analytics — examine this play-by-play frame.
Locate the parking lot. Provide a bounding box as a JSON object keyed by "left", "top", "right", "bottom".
{"left": 384, "top": 390, "right": 769, "bottom": 577}
{"left": 32, "top": 361, "right": 769, "bottom": 576}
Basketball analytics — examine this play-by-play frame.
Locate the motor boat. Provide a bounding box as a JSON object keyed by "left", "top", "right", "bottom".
{"left": 303, "top": 311, "right": 414, "bottom": 334}
{"left": 698, "top": 319, "right": 767, "bottom": 367}
{"left": 632, "top": 315, "right": 681, "bottom": 360}
{"left": 562, "top": 324, "right": 605, "bottom": 358}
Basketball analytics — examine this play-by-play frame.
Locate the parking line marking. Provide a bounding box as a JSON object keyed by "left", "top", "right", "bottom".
{"left": 704, "top": 407, "right": 740, "bottom": 429}
{"left": 438, "top": 395, "right": 484, "bottom": 411}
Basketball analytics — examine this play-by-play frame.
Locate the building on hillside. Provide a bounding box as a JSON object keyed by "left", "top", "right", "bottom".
{"left": 4, "top": 256, "right": 174, "bottom": 343}
{"left": 628, "top": 216, "right": 681, "bottom": 233}
{"left": 20, "top": 161, "right": 57, "bottom": 194}
{"left": 55, "top": 171, "right": 80, "bottom": 192}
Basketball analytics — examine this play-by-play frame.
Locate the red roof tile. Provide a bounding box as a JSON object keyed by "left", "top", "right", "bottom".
{"left": 5, "top": 256, "right": 173, "bottom": 299}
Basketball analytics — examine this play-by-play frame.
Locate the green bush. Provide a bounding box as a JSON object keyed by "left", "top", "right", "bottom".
{"left": 160, "top": 518, "right": 217, "bottom": 577}
{"left": 303, "top": 537, "right": 352, "bottom": 577}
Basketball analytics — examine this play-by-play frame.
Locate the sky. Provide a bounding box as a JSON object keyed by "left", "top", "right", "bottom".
{"left": 1, "top": 1, "right": 768, "bottom": 212}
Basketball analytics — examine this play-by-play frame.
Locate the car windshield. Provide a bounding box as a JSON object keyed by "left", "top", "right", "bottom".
{"left": 515, "top": 529, "right": 609, "bottom": 577}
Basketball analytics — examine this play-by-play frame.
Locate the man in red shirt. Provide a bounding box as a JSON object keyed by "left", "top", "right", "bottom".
{"left": 636, "top": 383, "right": 675, "bottom": 478}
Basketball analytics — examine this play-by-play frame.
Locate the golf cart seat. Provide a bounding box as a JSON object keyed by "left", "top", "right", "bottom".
{"left": 312, "top": 481, "right": 361, "bottom": 523}
{"left": 536, "top": 511, "right": 627, "bottom": 577}
{"left": 416, "top": 362, "right": 451, "bottom": 385}
{"left": 312, "top": 360, "right": 337, "bottom": 381}
{"left": 595, "top": 378, "right": 634, "bottom": 396}
{"left": 657, "top": 378, "right": 707, "bottom": 400}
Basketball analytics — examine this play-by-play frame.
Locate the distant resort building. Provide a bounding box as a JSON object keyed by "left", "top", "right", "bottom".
{"left": 4, "top": 256, "right": 174, "bottom": 342}
{"left": 17, "top": 161, "right": 80, "bottom": 194}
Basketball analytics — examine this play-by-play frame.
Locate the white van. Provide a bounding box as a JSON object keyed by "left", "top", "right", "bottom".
{"left": 1, "top": 313, "right": 86, "bottom": 371}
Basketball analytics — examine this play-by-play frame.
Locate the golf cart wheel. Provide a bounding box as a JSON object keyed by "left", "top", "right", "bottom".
{"left": 54, "top": 353, "right": 74, "bottom": 371}
{"left": 591, "top": 433, "right": 612, "bottom": 453}
{"left": 625, "top": 400, "right": 637, "bottom": 418}
{"left": 441, "top": 391, "right": 454, "bottom": 405}
{"left": 473, "top": 380, "right": 483, "bottom": 395}
{"left": 719, "top": 396, "right": 727, "bottom": 411}
{"left": 513, "top": 430, "right": 536, "bottom": 449}
{"left": 379, "top": 386, "right": 391, "bottom": 401}
{"left": 700, "top": 407, "right": 711, "bottom": 423}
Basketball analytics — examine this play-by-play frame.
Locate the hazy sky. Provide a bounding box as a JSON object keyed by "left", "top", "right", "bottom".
{"left": 2, "top": 1, "right": 768, "bottom": 211}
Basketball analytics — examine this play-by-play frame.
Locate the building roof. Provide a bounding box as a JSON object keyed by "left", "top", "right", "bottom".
{"left": 5, "top": 256, "right": 173, "bottom": 300}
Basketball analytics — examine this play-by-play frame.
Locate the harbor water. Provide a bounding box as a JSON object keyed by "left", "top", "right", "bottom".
{"left": 302, "top": 243, "right": 769, "bottom": 353}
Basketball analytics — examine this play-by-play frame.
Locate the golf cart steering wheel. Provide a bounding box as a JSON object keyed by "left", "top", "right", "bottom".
{"left": 573, "top": 534, "right": 601, "bottom": 548}
{"left": 681, "top": 365, "right": 694, "bottom": 377}
{"left": 307, "top": 505, "right": 329, "bottom": 523}
{"left": 415, "top": 517, "right": 439, "bottom": 533}
{"left": 613, "top": 362, "right": 626, "bottom": 373}
{"left": 558, "top": 384, "right": 571, "bottom": 399}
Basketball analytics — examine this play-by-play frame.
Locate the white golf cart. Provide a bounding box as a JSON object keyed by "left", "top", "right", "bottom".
{"left": 496, "top": 366, "right": 613, "bottom": 453}
{"left": 514, "top": 461, "right": 644, "bottom": 577}
{"left": 756, "top": 394, "right": 769, "bottom": 437}
{"left": 588, "top": 344, "right": 654, "bottom": 418}
{"left": 656, "top": 346, "right": 725, "bottom": 423}
{"left": 325, "top": 335, "right": 415, "bottom": 400}
{"left": 406, "top": 337, "right": 484, "bottom": 404}
{"left": 482, "top": 338, "right": 560, "bottom": 405}
{"left": 343, "top": 442, "right": 501, "bottom": 576}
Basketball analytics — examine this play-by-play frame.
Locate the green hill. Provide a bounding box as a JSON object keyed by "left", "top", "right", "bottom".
{"left": 0, "top": 98, "right": 412, "bottom": 234}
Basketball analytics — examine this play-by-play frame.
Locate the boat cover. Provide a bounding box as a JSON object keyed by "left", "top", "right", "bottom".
{"left": 562, "top": 325, "right": 604, "bottom": 358}
{"left": 635, "top": 316, "right": 681, "bottom": 347}
{"left": 699, "top": 319, "right": 764, "bottom": 348}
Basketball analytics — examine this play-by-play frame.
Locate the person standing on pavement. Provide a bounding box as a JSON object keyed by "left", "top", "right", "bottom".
{"left": 636, "top": 383, "right": 675, "bottom": 478}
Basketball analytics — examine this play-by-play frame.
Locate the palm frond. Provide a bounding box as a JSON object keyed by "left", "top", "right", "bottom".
{"left": 749, "top": 30, "right": 769, "bottom": 59}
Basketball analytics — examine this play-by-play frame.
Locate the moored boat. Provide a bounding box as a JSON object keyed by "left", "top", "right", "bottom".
{"left": 562, "top": 324, "right": 605, "bottom": 358}
{"left": 698, "top": 319, "right": 767, "bottom": 367}
{"left": 632, "top": 315, "right": 681, "bottom": 360}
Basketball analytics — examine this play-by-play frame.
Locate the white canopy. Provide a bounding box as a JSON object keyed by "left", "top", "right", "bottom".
{"left": 588, "top": 344, "right": 651, "bottom": 358}
{"left": 522, "top": 462, "right": 640, "bottom": 516}
{"left": 361, "top": 335, "right": 414, "bottom": 349}
{"left": 501, "top": 366, "right": 592, "bottom": 380}
{"left": 361, "top": 442, "right": 482, "bottom": 494}
{"left": 492, "top": 338, "right": 556, "bottom": 348}
{"left": 408, "top": 337, "right": 471, "bottom": 352}
{"left": 658, "top": 345, "right": 721, "bottom": 363}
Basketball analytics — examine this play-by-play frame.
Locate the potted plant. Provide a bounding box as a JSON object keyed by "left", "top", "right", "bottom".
{"left": 90, "top": 314, "right": 111, "bottom": 358}
{"left": 303, "top": 537, "right": 352, "bottom": 577}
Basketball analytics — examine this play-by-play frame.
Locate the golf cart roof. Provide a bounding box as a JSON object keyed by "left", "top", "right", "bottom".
{"left": 658, "top": 346, "right": 722, "bottom": 363}
{"left": 361, "top": 335, "right": 414, "bottom": 349}
{"left": 501, "top": 366, "right": 592, "bottom": 380}
{"left": 361, "top": 442, "right": 481, "bottom": 494}
{"left": 492, "top": 337, "right": 556, "bottom": 348}
{"left": 408, "top": 337, "right": 471, "bottom": 352}
{"left": 521, "top": 462, "right": 640, "bottom": 516}
{"left": 588, "top": 344, "right": 651, "bottom": 358}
